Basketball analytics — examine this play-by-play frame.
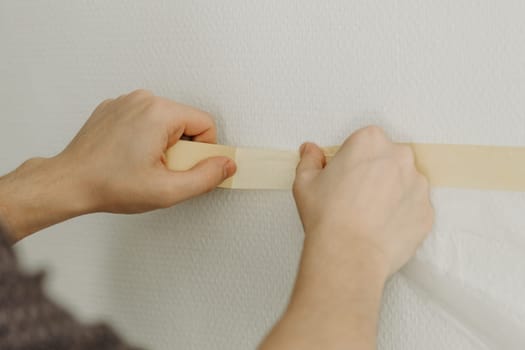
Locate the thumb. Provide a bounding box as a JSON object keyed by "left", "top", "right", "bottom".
{"left": 295, "top": 142, "right": 326, "bottom": 181}
{"left": 168, "top": 156, "right": 236, "bottom": 202}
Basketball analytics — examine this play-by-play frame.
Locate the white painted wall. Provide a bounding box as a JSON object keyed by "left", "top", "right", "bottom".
{"left": 1, "top": 1, "right": 524, "bottom": 349}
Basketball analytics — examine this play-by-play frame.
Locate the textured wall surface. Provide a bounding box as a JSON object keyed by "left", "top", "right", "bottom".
{"left": 1, "top": 1, "right": 525, "bottom": 349}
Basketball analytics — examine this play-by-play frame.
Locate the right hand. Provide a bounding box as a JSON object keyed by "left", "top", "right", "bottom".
{"left": 292, "top": 126, "right": 433, "bottom": 276}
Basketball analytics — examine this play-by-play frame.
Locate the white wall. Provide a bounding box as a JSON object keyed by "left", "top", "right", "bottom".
{"left": 1, "top": 1, "right": 525, "bottom": 349}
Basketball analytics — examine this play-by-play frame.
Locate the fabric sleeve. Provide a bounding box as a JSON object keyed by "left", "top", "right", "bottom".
{"left": 0, "top": 223, "right": 143, "bottom": 350}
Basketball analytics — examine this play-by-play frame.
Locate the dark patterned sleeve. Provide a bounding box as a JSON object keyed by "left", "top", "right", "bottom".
{"left": 0, "top": 223, "right": 142, "bottom": 350}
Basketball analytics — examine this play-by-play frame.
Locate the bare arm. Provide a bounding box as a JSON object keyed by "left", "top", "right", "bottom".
{"left": 0, "top": 90, "right": 236, "bottom": 242}
{"left": 260, "top": 127, "right": 434, "bottom": 349}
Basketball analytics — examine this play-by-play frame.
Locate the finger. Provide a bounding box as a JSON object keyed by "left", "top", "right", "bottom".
{"left": 173, "top": 103, "right": 216, "bottom": 142}
{"left": 394, "top": 144, "right": 415, "bottom": 166}
{"left": 155, "top": 98, "right": 218, "bottom": 146}
{"left": 192, "top": 127, "right": 217, "bottom": 143}
{"left": 97, "top": 98, "right": 114, "bottom": 110}
{"left": 346, "top": 126, "right": 390, "bottom": 149}
{"left": 166, "top": 156, "right": 236, "bottom": 203}
{"left": 337, "top": 125, "right": 392, "bottom": 161}
{"left": 295, "top": 142, "right": 326, "bottom": 181}
{"left": 394, "top": 144, "right": 417, "bottom": 181}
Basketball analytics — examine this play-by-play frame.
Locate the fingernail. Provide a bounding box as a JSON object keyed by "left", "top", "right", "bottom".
{"left": 223, "top": 160, "right": 235, "bottom": 178}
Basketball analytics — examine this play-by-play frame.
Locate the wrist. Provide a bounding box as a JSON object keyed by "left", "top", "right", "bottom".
{"left": 45, "top": 153, "right": 99, "bottom": 214}
{"left": 265, "top": 234, "right": 387, "bottom": 350}
{"left": 293, "top": 235, "right": 388, "bottom": 307}
{"left": 287, "top": 232, "right": 388, "bottom": 326}
{"left": 50, "top": 151, "right": 101, "bottom": 214}
{"left": 302, "top": 229, "right": 389, "bottom": 281}
{"left": 0, "top": 155, "right": 95, "bottom": 241}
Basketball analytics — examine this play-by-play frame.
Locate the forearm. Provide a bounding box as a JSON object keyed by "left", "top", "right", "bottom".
{"left": 266, "top": 127, "right": 433, "bottom": 349}
{"left": 0, "top": 155, "right": 93, "bottom": 242}
{"left": 260, "top": 235, "right": 388, "bottom": 350}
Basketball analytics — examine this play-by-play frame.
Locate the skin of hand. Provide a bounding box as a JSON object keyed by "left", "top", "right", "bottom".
{"left": 0, "top": 90, "right": 236, "bottom": 242}
{"left": 260, "top": 126, "right": 433, "bottom": 350}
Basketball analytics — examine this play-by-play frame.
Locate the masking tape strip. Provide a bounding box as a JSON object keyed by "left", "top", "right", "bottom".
{"left": 166, "top": 141, "right": 525, "bottom": 191}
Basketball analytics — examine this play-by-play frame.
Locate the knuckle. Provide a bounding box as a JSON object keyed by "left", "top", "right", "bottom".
{"left": 93, "top": 98, "right": 114, "bottom": 113}
{"left": 143, "top": 96, "right": 165, "bottom": 116}
{"left": 361, "top": 125, "right": 386, "bottom": 140}
{"left": 348, "top": 125, "right": 388, "bottom": 147}
{"left": 294, "top": 170, "right": 311, "bottom": 186}
{"left": 292, "top": 184, "right": 309, "bottom": 205}
{"left": 396, "top": 145, "right": 415, "bottom": 165}
{"left": 99, "top": 98, "right": 113, "bottom": 107}
{"left": 292, "top": 175, "right": 308, "bottom": 197}
{"left": 416, "top": 173, "right": 430, "bottom": 189}
{"left": 129, "top": 89, "right": 152, "bottom": 99}
{"left": 292, "top": 180, "right": 302, "bottom": 196}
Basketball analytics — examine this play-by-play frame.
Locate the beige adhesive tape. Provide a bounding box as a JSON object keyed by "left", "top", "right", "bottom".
{"left": 166, "top": 140, "right": 525, "bottom": 191}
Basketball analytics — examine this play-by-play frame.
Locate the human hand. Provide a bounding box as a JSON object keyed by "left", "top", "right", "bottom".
{"left": 293, "top": 126, "right": 433, "bottom": 276}
{"left": 58, "top": 90, "right": 236, "bottom": 214}
{"left": 260, "top": 126, "right": 433, "bottom": 350}
{"left": 0, "top": 90, "right": 236, "bottom": 241}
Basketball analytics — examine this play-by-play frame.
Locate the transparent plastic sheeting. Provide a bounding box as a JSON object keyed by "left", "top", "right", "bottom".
{"left": 403, "top": 258, "right": 525, "bottom": 349}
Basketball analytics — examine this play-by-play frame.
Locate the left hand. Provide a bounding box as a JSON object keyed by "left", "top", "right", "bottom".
{"left": 58, "top": 89, "right": 237, "bottom": 213}
{"left": 0, "top": 90, "right": 236, "bottom": 241}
